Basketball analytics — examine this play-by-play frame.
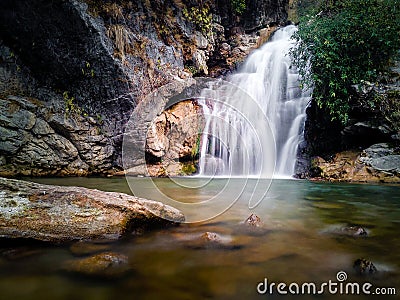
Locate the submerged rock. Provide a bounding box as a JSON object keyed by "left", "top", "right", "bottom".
{"left": 323, "top": 225, "right": 369, "bottom": 238}
{"left": 340, "top": 226, "right": 368, "bottom": 237}
{"left": 63, "top": 252, "right": 129, "bottom": 278}
{"left": 69, "top": 241, "right": 112, "bottom": 256}
{"left": 184, "top": 231, "right": 239, "bottom": 250}
{"left": 0, "top": 246, "right": 43, "bottom": 261}
{"left": 235, "top": 214, "right": 269, "bottom": 236}
{"left": 353, "top": 258, "right": 378, "bottom": 275}
{"left": 200, "top": 232, "right": 223, "bottom": 243}
{"left": 243, "top": 214, "right": 264, "bottom": 227}
{"left": 0, "top": 177, "right": 184, "bottom": 243}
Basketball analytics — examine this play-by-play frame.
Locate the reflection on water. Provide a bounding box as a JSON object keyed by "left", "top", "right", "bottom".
{"left": 1, "top": 178, "right": 399, "bottom": 299}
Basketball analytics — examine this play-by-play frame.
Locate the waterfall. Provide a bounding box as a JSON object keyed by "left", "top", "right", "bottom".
{"left": 197, "top": 25, "right": 311, "bottom": 177}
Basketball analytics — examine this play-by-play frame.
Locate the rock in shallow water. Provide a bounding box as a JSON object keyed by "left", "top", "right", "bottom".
{"left": 180, "top": 231, "right": 240, "bottom": 250}
{"left": 323, "top": 225, "right": 369, "bottom": 238}
{"left": 63, "top": 252, "right": 129, "bottom": 278}
{"left": 0, "top": 177, "right": 184, "bottom": 243}
{"left": 353, "top": 258, "right": 378, "bottom": 275}
{"left": 235, "top": 214, "right": 270, "bottom": 236}
{"left": 340, "top": 226, "right": 368, "bottom": 237}
{"left": 200, "top": 232, "right": 223, "bottom": 243}
{"left": 243, "top": 214, "right": 264, "bottom": 227}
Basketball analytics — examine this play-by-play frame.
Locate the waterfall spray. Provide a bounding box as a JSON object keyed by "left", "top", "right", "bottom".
{"left": 198, "top": 25, "right": 311, "bottom": 177}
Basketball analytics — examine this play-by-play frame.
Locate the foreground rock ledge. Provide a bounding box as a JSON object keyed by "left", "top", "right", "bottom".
{"left": 0, "top": 177, "right": 184, "bottom": 243}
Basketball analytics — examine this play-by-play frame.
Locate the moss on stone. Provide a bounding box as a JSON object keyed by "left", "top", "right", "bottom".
{"left": 180, "top": 162, "right": 197, "bottom": 175}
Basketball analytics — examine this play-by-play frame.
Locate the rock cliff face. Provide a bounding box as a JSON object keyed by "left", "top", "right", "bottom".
{"left": 242, "top": 0, "right": 289, "bottom": 30}
{"left": 0, "top": 0, "right": 289, "bottom": 177}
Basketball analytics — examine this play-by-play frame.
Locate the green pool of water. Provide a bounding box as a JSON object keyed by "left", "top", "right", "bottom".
{"left": 1, "top": 178, "right": 399, "bottom": 299}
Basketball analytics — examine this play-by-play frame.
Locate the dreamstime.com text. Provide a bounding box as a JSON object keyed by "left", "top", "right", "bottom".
{"left": 257, "top": 271, "right": 396, "bottom": 295}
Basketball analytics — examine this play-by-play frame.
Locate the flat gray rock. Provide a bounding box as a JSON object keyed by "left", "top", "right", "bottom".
{"left": 370, "top": 155, "right": 400, "bottom": 173}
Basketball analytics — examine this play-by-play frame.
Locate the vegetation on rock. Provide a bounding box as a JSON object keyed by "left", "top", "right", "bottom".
{"left": 291, "top": 0, "right": 400, "bottom": 124}
{"left": 183, "top": 1, "right": 213, "bottom": 36}
{"left": 180, "top": 162, "right": 197, "bottom": 175}
{"left": 231, "top": 0, "right": 247, "bottom": 15}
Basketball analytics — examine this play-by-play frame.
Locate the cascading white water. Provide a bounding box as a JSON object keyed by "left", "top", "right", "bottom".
{"left": 198, "top": 25, "right": 311, "bottom": 177}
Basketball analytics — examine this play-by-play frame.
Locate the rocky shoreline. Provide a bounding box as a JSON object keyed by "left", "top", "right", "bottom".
{"left": 309, "top": 143, "right": 400, "bottom": 183}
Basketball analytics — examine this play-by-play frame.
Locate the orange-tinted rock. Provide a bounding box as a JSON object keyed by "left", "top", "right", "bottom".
{"left": 311, "top": 150, "right": 400, "bottom": 183}
{"left": 200, "top": 232, "right": 223, "bottom": 243}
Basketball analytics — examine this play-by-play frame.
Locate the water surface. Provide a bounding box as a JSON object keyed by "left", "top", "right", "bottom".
{"left": 1, "top": 178, "right": 399, "bottom": 299}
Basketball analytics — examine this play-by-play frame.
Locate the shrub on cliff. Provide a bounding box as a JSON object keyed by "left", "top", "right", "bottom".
{"left": 291, "top": 0, "right": 400, "bottom": 124}
{"left": 231, "top": 0, "right": 246, "bottom": 14}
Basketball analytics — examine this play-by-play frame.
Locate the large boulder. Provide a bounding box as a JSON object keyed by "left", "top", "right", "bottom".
{"left": 369, "top": 155, "right": 400, "bottom": 174}
{"left": 360, "top": 143, "right": 400, "bottom": 174}
{"left": 0, "top": 177, "right": 184, "bottom": 243}
{"left": 146, "top": 100, "right": 204, "bottom": 160}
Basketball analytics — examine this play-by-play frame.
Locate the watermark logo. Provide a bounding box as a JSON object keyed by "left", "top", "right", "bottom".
{"left": 122, "top": 78, "right": 276, "bottom": 223}
{"left": 257, "top": 271, "right": 396, "bottom": 295}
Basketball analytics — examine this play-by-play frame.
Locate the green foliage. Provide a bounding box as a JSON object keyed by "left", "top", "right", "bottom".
{"left": 291, "top": 0, "right": 400, "bottom": 124}
{"left": 96, "top": 113, "right": 104, "bottom": 125}
{"left": 81, "top": 61, "right": 95, "bottom": 78}
{"left": 231, "top": 0, "right": 246, "bottom": 15}
{"left": 63, "top": 91, "right": 86, "bottom": 117}
{"left": 185, "top": 64, "right": 199, "bottom": 76}
{"left": 180, "top": 162, "right": 197, "bottom": 175}
{"left": 183, "top": 2, "right": 212, "bottom": 36}
{"left": 191, "top": 133, "right": 201, "bottom": 158}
